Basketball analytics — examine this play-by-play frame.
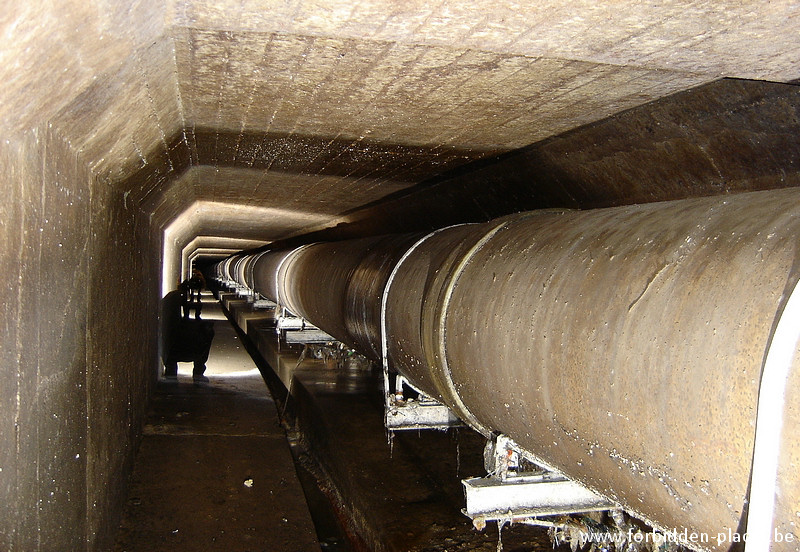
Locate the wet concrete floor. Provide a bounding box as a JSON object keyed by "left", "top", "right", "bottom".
{"left": 116, "top": 290, "right": 563, "bottom": 551}
{"left": 221, "top": 293, "right": 562, "bottom": 552}
{"left": 114, "top": 294, "right": 319, "bottom": 552}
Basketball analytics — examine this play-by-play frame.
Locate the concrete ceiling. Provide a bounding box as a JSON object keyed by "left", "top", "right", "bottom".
{"left": 3, "top": 1, "right": 800, "bottom": 251}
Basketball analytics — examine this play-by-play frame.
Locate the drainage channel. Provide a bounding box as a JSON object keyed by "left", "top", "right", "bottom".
{"left": 288, "top": 441, "right": 358, "bottom": 552}
{"left": 220, "top": 296, "right": 558, "bottom": 552}
{"left": 219, "top": 301, "right": 359, "bottom": 551}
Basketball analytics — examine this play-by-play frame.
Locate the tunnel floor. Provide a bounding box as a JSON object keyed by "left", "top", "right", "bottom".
{"left": 219, "top": 293, "right": 565, "bottom": 552}
{"left": 113, "top": 295, "right": 320, "bottom": 551}
{"left": 115, "top": 292, "right": 564, "bottom": 552}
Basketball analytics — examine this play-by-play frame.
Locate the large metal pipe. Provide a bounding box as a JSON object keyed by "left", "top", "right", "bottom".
{"left": 226, "top": 188, "right": 800, "bottom": 550}
{"left": 246, "top": 234, "right": 424, "bottom": 358}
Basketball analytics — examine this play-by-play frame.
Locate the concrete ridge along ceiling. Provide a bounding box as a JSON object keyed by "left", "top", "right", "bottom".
{"left": 158, "top": 0, "right": 800, "bottom": 244}
{"left": 5, "top": 1, "right": 800, "bottom": 247}
{"left": 167, "top": 24, "right": 717, "bottom": 245}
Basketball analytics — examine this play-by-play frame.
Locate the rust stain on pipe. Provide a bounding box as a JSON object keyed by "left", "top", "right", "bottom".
{"left": 229, "top": 188, "right": 800, "bottom": 550}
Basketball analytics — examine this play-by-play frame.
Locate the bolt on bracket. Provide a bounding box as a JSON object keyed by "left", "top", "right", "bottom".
{"left": 384, "top": 374, "right": 463, "bottom": 431}
{"left": 463, "top": 434, "right": 617, "bottom": 531}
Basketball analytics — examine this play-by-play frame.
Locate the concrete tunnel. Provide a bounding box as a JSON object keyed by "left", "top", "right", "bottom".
{"left": 2, "top": 1, "right": 800, "bottom": 551}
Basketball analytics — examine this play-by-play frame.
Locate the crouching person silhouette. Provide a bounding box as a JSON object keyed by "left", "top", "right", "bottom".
{"left": 161, "top": 281, "right": 215, "bottom": 382}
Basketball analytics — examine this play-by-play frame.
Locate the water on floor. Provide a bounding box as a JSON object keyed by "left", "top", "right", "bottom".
{"left": 116, "top": 292, "right": 567, "bottom": 552}
{"left": 220, "top": 293, "right": 565, "bottom": 552}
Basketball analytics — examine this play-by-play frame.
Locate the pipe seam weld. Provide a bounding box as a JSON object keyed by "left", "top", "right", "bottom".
{"left": 435, "top": 220, "right": 512, "bottom": 438}
{"left": 380, "top": 227, "right": 455, "bottom": 378}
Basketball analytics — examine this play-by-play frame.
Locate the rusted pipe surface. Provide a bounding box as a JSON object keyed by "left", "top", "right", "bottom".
{"left": 249, "top": 249, "right": 296, "bottom": 302}
{"left": 252, "top": 235, "right": 423, "bottom": 358}
{"left": 228, "top": 188, "right": 800, "bottom": 549}
{"left": 436, "top": 190, "right": 800, "bottom": 546}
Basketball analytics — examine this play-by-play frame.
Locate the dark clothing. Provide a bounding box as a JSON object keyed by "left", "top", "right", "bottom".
{"left": 182, "top": 292, "right": 202, "bottom": 319}
{"left": 161, "top": 289, "right": 214, "bottom": 376}
{"left": 183, "top": 275, "right": 205, "bottom": 319}
{"left": 187, "top": 273, "right": 205, "bottom": 293}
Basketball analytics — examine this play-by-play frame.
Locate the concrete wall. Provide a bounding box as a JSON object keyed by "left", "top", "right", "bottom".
{"left": 85, "top": 176, "right": 159, "bottom": 549}
{"left": 0, "top": 128, "right": 159, "bottom": 551}
{"left": 1, "top": 128, "right": 92, "bottom": 550}
{"left": 0, "top": 3, "right": 176, "bottom": 547}
{"left": 276, "top": 78, "right": 800, "bottom": 245}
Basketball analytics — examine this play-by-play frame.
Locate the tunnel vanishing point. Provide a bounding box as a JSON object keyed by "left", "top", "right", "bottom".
{"left": 2, "top": 2, "right": 800, "bottom": 551}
